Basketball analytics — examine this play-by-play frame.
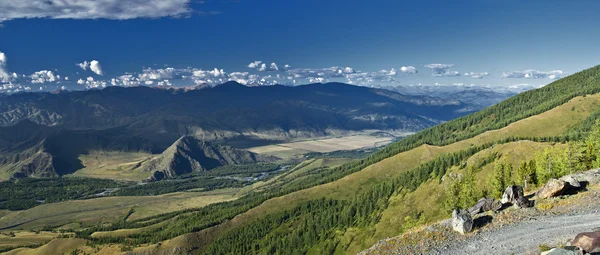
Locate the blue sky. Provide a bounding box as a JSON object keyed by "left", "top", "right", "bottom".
{"left": 1, "top": 0, "right": 600, "bottom": 93}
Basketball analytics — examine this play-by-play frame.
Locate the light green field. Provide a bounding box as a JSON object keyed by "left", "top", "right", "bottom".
{"left": 4, "top": 238, "right": 86, "bottom": 255}
{"left": 68, "top": 151, "right": 153, "bottom": 181}
{"left": 0, "top": 231, "right": 58, "bottom": 248}
{"left": 0, "top": 191, "right": 237, "bottom": 231}
{"left": 248, "top": 134, "right": 395, "bottom": 159}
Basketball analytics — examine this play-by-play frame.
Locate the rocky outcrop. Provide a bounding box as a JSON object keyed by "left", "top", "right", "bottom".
{"left": 537, "top": 179, "right": 568, "bottom": 199}
{"left": 451, "top": 209, "right": 473, "bottom": 234}
{"left": 468, "top": 198, "right": 502, "bottom": 215}
{"left": 572, "top": 231, "right": 600, "bottom": 253}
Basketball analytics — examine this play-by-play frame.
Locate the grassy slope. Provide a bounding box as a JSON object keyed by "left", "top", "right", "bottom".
{"left": 84, "top": 158, "right": 353, "bottom": 242}
{"left": 68, "top": 151, "right": 153, "bottom": 181}
{"left": 147, "top": 93, "right": 600, "bottom": 254}
{"left": 0, "top": 231, "right": 58, "bottom": 248}
{"left": 4, "top": 238, "right": 86, "bottom": 255}
{"left": 0, "top": 191, "right": 237, "bottom": 231}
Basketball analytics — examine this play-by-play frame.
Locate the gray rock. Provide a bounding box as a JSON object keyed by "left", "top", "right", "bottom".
{"left": 501, "top": 185, "right": 524, "bottom": 204}
{"left": 572, "top": 231, "right": 600, "bottom": 253}
{"left": 537, "top": 179, "right": 568, "bottom": 199}
{"left": 468, "top": 198, "right": 502, "bottom": 215}
{"left": 514, "top": 196, "right": 534, "bottom": 208}
{"left": 560, "top": 175, "right": 582, "bottom": 188}
{"left": 451, "top": 209, "right": 473, "bottom": 234}
{"left": 571, "top": 169, "right": 600, "bottom": 185}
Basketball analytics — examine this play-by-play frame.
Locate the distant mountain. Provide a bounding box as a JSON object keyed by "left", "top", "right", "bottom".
{"left": 374, "top": 85, "right": 531, "bottom": 110}
{"left": 141, "top": 136, "right": 276, "bottom": 181}
{"left": 0, "top": 82, "right": 475, "bottom": 179}
{"left": 0, "top": 82, "right": 473, "bottom": 139}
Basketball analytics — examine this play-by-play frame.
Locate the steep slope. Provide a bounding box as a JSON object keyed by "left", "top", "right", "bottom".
{"left": 118, "top": 66, "right": 600, "bottom": 254}
{"left": 141, "top": 136, "right": 276, "bottom": 181}
{"left": 0, "top": 122, "right": 162, "bottom": 179}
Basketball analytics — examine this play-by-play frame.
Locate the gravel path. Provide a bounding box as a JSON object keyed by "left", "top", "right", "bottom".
{"left": 430, "top": 207, "right": 600, "bottom": 255}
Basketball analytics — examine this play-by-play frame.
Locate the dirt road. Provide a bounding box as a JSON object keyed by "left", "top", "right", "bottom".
{"left": 430, "top": 208, "right": 600, "bottom": 255}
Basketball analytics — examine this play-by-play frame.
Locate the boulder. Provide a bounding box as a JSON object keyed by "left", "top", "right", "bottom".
{"left": 501, "top": 185, "right": 525, "bottom": 204}
{"left": 514, "top": 196, "right": 534, "bottom": 208}
{"left": 451, "top": 209, "right": 473, "bottom": 234}
{"left": 468, "top": 198, "right": 502, "bottom": 215}
{"left": 540, "top": 247, "right": 583, "bottom": 255}
{"left": 537, "top": 179, "right": 568, "bottom": 199}
{"left": 571, "top": 169, "right": 600, "bottom": 185}
{"left": 560, "top": 175, "right": 582, "bottom": 188}
{"left": 572, "top": 231, "right": 600, "bottom": 253}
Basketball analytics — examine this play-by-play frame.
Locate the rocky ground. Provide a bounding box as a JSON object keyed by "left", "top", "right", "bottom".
{"left": 361, "top": 181, "right": 600, "bottom": 255}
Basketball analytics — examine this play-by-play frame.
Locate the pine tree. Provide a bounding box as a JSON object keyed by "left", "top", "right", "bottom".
{"left": 489, "top": 161, "right": 506, "bottom": 199}
{"left": 459, "top": 166, "right": 481, "bottom": 209}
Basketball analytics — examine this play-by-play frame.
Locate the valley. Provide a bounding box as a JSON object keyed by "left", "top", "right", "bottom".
{"left": 0, "top": 67, "right": 599, "bottom": 254}
{"left": 1, "top": 3, "right": 596, "bottom": 254}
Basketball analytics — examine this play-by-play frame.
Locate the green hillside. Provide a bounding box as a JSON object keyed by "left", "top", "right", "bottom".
{"left": 6, "top": 65, "right": 600, "bottom": 254}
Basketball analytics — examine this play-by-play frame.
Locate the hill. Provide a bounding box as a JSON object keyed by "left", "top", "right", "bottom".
{"left": 140, "top": 136, "right": 276, "bottom": 181}
{"left": 98, "top": 65, "right": 600, "bottom": 254}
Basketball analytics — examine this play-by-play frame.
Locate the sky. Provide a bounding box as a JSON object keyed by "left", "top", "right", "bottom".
{"left": 0, "top": 0, "right": 600, "bottom": 93}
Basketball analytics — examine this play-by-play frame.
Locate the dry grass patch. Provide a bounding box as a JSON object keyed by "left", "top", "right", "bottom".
{"left": 70, "top": 151, "right": 153, "bottom": 181}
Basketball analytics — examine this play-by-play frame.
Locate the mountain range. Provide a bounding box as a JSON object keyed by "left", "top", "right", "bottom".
{"left": 0, "top": 82, "right": 475, "bottom": 179}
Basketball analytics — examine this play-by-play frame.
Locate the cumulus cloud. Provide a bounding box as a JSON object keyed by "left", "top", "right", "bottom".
{"left": 0, "top": 52, "right": 10, "bottom": 83}
{"left": 501, "top": 69, "right": 564, "bottom": 79}
{"left": 424, "top": 64, "right": 461, "bottom": 77}
{"left": 346, "top": 68, "right": 400, "bottom": 85}
{"left": 400, "top": 66, "right": 418, "bottom": 74}
{"left": 77, "top": 60, "right": 103, "bottom": 75}
{"left": 248, "top": 61, "right": 262, "bottom": 69}
{"left": 248, "top": 61, "right": 287, "bottom": 72}
{"left": 30, "top": 70, "right": 59, "bottom": 84}
{"left": 138, "top": 67, "right": 177, "bottom": 81}
{"left": 0, "top": 0, "right": 194, "bottom": 23}
{"left": 89, "top": 60, "right": 103, "bottom": 75}
{"left": 78, "top": 76, "right": 107, "bottom": 89}
{"left": 77, "top": 61, "right": 90, "bottom": 70}
{"left": 464, "top": 72, "right": 489, "bottom": 79}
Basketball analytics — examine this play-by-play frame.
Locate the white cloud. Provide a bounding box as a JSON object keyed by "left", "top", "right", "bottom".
{"left": 0, "top": 0, "right": 194, "bottom": 23}
{"left": 77, "top": 61, "right": 90, "bottom": 71}
{"left": 30, "top": 70, "right": 58, "bottom": 84}
{"left": 89, "top": 60, "right": 103, "bottom": 75}
{"left": 157, "top": 80, "right": 172, "bottom": 86}
{"left": 257, "top": 62, "right": 280, "bottom": 72}
{"left": 400, "top": 66, "right": 418, "bottom": 74}
{"left": 139, "top": 67, "right": 176, "bottom": 81}
{"left": 77, "top": 59, "right": 103, "bottom": 75}
{"left": 345, "top": 68, "right": 399, "bottom": 85}
{"left": 79, "top": 76, "right": 107, "bottom": 89}
{"left": 501, "top": 69, "right": 564, "bottom": 79}
{"left": 249, "top": 61, "right": 285, "bottom": 72}
{"left": 424, "top": 63, "right": 461, "bottom": 77}
{"left": 0, "top": 52, "right": 10, "bottom": 83}
{"left": 248, "top": 61, "right": 262, "bottom": 69}
{"left": 464, "top": 72, "right": 489, "bottom": 79}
